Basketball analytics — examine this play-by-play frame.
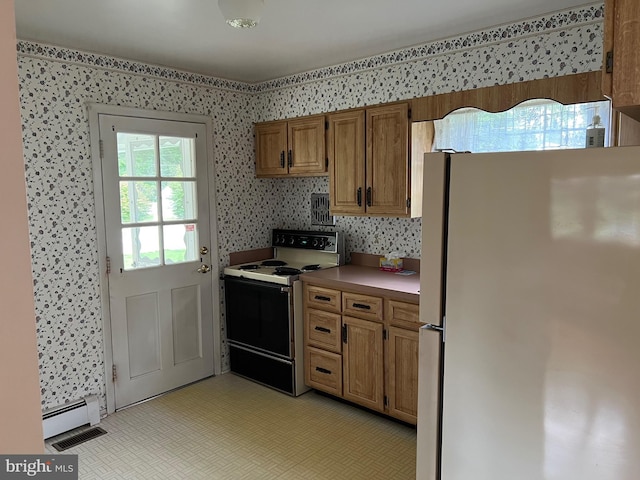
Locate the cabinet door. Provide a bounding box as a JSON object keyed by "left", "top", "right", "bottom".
{"left": 342, "top": 316, "right": 384, "bottom": 412}
{"left": 366, "top": 103, "right": 410, "bottom": 216}
{"left": 288, "top": 115, "right": 326, "bottom": 175}
{"left": 605, "top": 0, "right": 640, "bottom": 120}
{"left": 387, "top": 326, "right": 419, "bottom": 424}
{"left": 602, "top": 0, "right": 615, "bottom": 99}
{"left": 255, "top": 121, "right": 288, "bottom": 177}
{"left": 328, "top": 110, "right": 366, "bottom": 215}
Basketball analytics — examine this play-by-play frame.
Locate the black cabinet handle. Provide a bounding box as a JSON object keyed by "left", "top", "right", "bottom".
{"left": 342, "top": 324, "right": 348, "bottom": 343}
{"left": 352, "top": 303, "right": 371, "bottom": 310}
{"left": 315, "top": 367, "right": 332, "bottom": 375}
{"left": 366, "top": 187, "right": 372, "bottom": 206}
{"left": 314, "top": 326, "right": 331, "bottom": 333}
{"left": 605, "top": 51, "right": 614, "bottom": 74}
{"left": 357, "top": 187, "right": 362, "bottom": 207}
{"left": 314, "top": 295, "right": 331, "bottom": 302}
{"left": 280, "top": 151, "right": 285, "bottom": 168}
{"left": 288, "top": 150, "right": 293, "bottom": 168}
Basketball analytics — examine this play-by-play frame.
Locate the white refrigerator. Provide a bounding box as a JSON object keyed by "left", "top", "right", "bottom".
{"left": 417, "top": 147, "right": 640, "bottom": 480}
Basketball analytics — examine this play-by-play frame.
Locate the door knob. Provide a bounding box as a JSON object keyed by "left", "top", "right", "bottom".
{"left": 200, "top": 246, "right": 209, "bottom": 255}
{"left": 197, "top": 264, "right": 211, "bottom": 273}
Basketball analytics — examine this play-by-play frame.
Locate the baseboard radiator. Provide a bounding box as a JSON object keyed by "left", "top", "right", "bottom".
{"left": 42, "top": 395, "right": 100, "bottom": 439}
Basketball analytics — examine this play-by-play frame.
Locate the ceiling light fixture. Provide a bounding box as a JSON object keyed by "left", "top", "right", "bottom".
{"left": 218, "top": 0, "right": 264, "bottom": 28}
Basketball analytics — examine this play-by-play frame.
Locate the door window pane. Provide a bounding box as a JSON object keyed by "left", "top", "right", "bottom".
{"left": 122, "top": 226, "right": 162, "bottom": 270}
{"left": 160, "top": 136, "right": 195, "bottom": 177}
{"left": 163, "top": 224, "right": 198, "bottom": 264}
{"left": 161, "top": 181, "right": 197, "bottom": 221}
{"left": 118, "top": 133, "right": 157, "bottom": 177}
{"left": 120, "top": 181, "right": 158, "bottom": 224}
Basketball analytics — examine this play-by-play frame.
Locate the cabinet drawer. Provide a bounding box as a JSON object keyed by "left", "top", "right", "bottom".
{"left": 342, "top": 292, "right": 383, "bottom": 322}
{"left": 305, "top": 308, "right": 342, "bottom": 353}
{"left": 304, "top": 284, "right": 341, "bottom": 313}
{"left": 305, "top": 346, "right": 342, "bottom": 397}
{"left": 387, "top": 300, "right": 422, "bottom": 330}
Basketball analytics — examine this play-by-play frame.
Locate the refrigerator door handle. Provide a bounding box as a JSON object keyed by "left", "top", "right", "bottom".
{"left": 423, "top": 324, "right": 443, "bottom": 332}
{"left": 422, "top": 316, "right": 446, "bottom": 342}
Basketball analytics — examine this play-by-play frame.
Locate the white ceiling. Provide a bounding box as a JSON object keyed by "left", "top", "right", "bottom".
{"left": 14, "top": 0, "right": 593, "bottom": 83}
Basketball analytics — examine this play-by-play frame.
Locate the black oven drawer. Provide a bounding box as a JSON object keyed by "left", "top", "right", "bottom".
{"left": 224, "top": 276, "right": 292, "bottom": 358}
{"left": 229, "top": 344, "right": 295, "bottom": 395}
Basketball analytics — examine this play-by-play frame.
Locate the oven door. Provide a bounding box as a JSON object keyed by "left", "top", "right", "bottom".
{"left": 224, "top": 276, "right": 292, "bottom": 358}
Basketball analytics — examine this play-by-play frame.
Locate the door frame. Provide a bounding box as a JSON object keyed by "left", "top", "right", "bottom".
{"left": 88, "top": 104, "right": 221, "bottom": 414}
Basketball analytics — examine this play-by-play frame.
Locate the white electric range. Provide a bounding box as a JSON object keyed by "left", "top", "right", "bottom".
{"left": 223, "top": 230, "right": 344, "bottom": 396}
{"left": 223, "top": 230, "right": 344, "bottom": 285}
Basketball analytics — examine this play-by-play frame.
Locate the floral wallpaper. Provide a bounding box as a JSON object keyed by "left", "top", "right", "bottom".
{"left": 17, "top": 2, "right": 604, "bottom": 412}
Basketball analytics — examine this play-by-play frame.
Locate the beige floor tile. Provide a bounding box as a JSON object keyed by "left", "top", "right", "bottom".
{"left": 46, "top": 373, "right": 416, "bottom": 479}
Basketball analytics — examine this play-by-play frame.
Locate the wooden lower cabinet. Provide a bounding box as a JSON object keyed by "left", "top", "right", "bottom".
{"left": 305, "top": 346, "right": 342, "bottom": 397}
{"left": 387, "top": 326, "right": 420, "bottom": 424}
{"left": 303, "top": 282, "right": 421, "bottom": 423}
{"left": 305, "top": 307, "right": 342, "bottom": 353}
{"left": 342, "top": 316, "right": 385, "bottom": 413}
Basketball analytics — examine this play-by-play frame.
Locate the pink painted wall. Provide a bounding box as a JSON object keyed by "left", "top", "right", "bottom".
{"left": 0, "top": 0, "right": 44, "bottom": 453}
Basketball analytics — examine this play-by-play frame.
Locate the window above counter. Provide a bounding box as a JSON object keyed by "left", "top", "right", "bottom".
{"left": 433, "top": 99, "right": 611, "bottom": 153}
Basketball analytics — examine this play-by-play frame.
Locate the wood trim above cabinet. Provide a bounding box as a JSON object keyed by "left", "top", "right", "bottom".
{"left": 411, "top": 71, "right": 604, "bottom": 121}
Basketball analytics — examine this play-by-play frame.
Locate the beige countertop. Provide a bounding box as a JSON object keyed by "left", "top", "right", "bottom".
{"left": 299, "top": 264, "right": 420, "bottom": 304}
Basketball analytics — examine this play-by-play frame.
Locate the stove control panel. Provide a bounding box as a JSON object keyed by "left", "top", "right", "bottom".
{"left": 272, "top": 229, "right": 340, "bottom": 253}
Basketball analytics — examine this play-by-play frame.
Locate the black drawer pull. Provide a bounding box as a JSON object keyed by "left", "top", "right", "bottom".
{"left": 315, "top": 367, "right": 332, "bottom": 375}
{"left": 352, "top": 303, "right": 371, "bottom": 310}
{"left": 314, "top": 326, "right": 331, "bottom": 333}
{"left": 314, "top": 295, "right": 331, "bottom": 302}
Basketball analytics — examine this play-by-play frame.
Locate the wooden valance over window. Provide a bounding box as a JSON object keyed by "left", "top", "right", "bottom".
{"left": 410, "top": 71, "right": 604, "bottom": 122}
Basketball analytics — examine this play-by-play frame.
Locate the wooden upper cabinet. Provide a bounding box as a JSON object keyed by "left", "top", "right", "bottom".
{"left": 366, "top": 104, "right": 410, "bottom": 216}
{"left": 255, "top": 121, "right": 288, "bottom": 177}
{"left": 327, "top": 102, "right": 423, "bottom": 217}
{"left": 328, "top": 110, "right": 366, "bottom": 215}
{"left": 287, "top": 115, "right": 326, "bottom": 175}
{"left": 603, "top": 0, "right": 640, "bottom": 121}
{"left": 255, "top": 114, "right": 326, "bottom": 177}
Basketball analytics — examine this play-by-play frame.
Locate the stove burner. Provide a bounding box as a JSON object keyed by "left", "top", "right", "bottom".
{"left": 274, "top": 267, "right": 302, "bottom": 276}
{"left": 262, "top": 260, "right": 287, "bottom": 267}
{"left": 302, "top": 264, "right": 321, "bottom": 271}
{"left": 239, "top": 264, "right": 261, "bottom": 270}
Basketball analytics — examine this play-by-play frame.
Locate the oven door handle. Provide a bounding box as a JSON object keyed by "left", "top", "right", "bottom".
{"left": 280, "top": 286, "right": 291, "bottom": 294}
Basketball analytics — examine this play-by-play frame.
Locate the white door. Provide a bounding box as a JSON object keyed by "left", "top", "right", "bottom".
{"left": 99, "top": 114, "right": 214, "bottom": 409}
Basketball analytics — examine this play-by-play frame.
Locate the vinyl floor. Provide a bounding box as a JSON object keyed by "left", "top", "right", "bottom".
{"left": 45, "top": 373, "right": 417, "bottom": 479}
